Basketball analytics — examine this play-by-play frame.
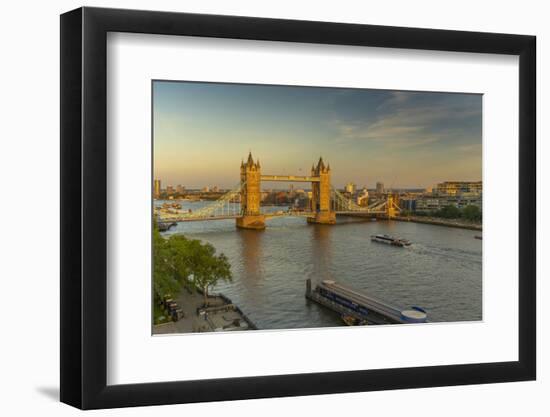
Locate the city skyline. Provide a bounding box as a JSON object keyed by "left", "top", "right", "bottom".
{"left": 153, "top": 81, "right": 482, "bottom": 189}
{"left": 153, "top": 178, "right": 427, "bottom": 192}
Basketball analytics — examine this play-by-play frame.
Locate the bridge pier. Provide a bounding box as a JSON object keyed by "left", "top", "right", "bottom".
{"left": 160, "top": 153, "right": 400, "bottom": 225}
{"left": 307, "top": 211, "right": 336, "bottom": 225}
{"left": 236, "top": 214, "right": 266, "bottom": 230}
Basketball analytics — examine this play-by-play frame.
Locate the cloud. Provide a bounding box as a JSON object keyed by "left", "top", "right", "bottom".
{"left": 334, "top": 120, "right": 439, "bottom": 148}
{"left": 376, "top": 91, "right": 410, "bottom": 110}
{"left": 332, "top": 92, "right": 481, "bottom": 150}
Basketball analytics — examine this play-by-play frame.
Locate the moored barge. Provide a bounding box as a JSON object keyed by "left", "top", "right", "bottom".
{"left": 306, "top": 279, "right": 427, "bottom": 325}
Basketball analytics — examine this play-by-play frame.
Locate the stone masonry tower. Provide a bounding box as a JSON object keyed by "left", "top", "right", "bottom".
{"left": 307, "top": 157, "right": 336, "bottom": 225}
{"left": 236, "top": 152, "right": 266, "bottom": 229}
{"left": 386, "top": 194, "right": 398, "bottom": 218}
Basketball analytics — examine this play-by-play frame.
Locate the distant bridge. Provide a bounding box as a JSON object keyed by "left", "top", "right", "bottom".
{"left": 157, "top": 153, "right": 400, "bottom": 229}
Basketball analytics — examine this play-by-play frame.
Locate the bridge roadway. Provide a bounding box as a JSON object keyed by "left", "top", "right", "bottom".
{"left": 260, "top": 175, "right": 320, "bottom": 182}
{"left": 159, "top": 210, "right": 386, "bottom": 223}
{"left": 159, "top": 211, "right": 313, "bottom": 223}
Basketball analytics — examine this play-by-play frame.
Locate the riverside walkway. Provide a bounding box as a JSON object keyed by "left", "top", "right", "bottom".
{"left": 153, "top": 290, "right": 255, "bottom": 334}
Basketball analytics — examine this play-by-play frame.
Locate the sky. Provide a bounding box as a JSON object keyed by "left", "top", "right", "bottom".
{"left": 153, "top": 81, "right": 482, "bottom": 189}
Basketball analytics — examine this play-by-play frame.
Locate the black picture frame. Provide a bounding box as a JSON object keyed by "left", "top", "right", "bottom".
{"left": 60, "top": 6, "right": 536, "bottom": 410}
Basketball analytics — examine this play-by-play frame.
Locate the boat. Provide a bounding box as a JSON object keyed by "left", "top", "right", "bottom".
{"left": 370, "top": 234, "right": 411, "bottom": 247}
{"left": 158, "top": 221, "right": 176, "bottom": 232}
{"left": 474, "top": 235, "right": 482, "bottom": 240}
{"left": 161, "top": 202, "right": 182, "bottom": 209}
{"left": 306, "top": 279, "right": 428, "bottom": 325}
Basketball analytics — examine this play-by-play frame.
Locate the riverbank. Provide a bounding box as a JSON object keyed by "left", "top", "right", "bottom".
{"left": 395, "top": 215, "right": 482, "bottom": 231}
{"left": 153, "top": 289, "right": 256, "bottom": 334}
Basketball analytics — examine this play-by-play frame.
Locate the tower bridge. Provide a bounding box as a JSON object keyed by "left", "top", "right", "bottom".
{"left": 157, "top": 152, "right": 400, "bottom": 229}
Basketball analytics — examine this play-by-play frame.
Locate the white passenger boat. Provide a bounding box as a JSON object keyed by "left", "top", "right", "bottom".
{"left": 370, "top": 234, "right": 411, "bottom": 247}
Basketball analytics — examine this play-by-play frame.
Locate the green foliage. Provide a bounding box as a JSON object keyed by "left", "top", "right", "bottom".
{"left": 188, "top": 240, "right": 232, "bottom": 306}
{"left": 462, "top": 205, "right": 482, "bottom": 222}
{"left": 166, "top": 235, "right": 195, "bottom": 288}
{"left": 152, "top": 219, "right": 233, "bottom": 309}
{"left": 411, "top": 210, "right": 430, "bottom": 217}
{"left": 153, "top": 303, "right": 170, "bottom": 325}
{"left": 416, "top": 204, "right": 482, "bottom": 222}
{"left": 437, "top": 205, "right": 461, "bottom": 219}
{"left": 153, "top": 223, "right": 180, "bottom": 303}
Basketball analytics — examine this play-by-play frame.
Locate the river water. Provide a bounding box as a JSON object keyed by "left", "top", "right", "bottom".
{"left": 159, "top": 200, "right": 482, "bottom": 329}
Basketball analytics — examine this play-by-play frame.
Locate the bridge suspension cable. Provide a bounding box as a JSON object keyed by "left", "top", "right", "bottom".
{"left": 158, "top": 182, "right": 243, "bottom": 222}
{"left": 157, "top": 181, "right": 400, "bottom": 224}
{"left": 331, "top": 187, "right": 368, "bottom": 212}
{"left": 330, "top": 187, "right": 400, "bottom": 215}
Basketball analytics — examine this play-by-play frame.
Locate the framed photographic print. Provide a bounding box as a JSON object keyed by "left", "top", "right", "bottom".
{"left": 60, "top": 7, "right": 536, "bottom": 409}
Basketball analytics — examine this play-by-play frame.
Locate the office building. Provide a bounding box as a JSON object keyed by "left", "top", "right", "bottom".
{"left": 345, "top": 182, "right": 357, "bottom": 194}
{"left": 434, "top": 181, "right": 482, "bottom": 196}
{"left": 153, "top": 179, "right": 161, "bottom": 199}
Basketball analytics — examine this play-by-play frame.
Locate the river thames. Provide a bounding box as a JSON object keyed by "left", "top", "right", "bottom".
{"left": 159, "top": 201, "right": 482, "bottom": 329}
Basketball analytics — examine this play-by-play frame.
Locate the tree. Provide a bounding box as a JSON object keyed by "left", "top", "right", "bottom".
{"left": 153, "top": 223, "right": 197, "bottom": 303}
{"left": 152, "top": 222, "right": 180, "bottom": 303}
{"left": 462, "top": 205, "right": 482, "bottom": 222}
{"left": 437, "top": 205, "right": 461, "bottom": 219}
{"left": 166, "top": 235, "right": 194, "bottom": 289}
{"left": 152, "top": 219, "right": 233, "bottom": 308}
{"left": 189, "top": 241, "right": 232, "bottom": 306}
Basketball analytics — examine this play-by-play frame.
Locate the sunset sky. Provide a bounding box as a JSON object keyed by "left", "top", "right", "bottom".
{"left": 153, "top": 81, "right": 482, "bottom": 189}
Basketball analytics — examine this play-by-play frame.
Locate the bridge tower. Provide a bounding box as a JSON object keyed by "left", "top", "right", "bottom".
{"left": 308, "top": 157, "right": 336, "bottom": 225}
{"left": 386, "top": 194, "right": 398, "bottom": 218}
{"left": 236, "top": 152, "right": 266, "bottom": 230}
